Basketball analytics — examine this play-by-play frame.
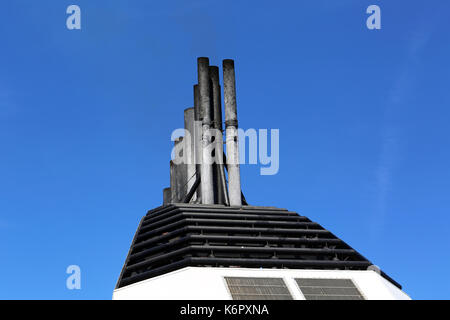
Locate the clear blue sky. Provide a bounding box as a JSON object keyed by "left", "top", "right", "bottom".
{"left": 0, "top": 0, "right": 449, "bottom": 299}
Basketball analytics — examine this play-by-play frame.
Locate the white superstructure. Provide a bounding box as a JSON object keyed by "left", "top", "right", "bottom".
{"left": 113, "top": 267, "right": 410, "bottom": 300}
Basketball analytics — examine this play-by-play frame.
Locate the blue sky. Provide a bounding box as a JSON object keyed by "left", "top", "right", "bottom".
{"left": 0, "top": 0, "right": 449, "bottom": 299}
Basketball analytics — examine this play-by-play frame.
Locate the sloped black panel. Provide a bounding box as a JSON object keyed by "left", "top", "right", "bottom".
{"left": 115, "top": 204, "right": 401, "bottom": 289}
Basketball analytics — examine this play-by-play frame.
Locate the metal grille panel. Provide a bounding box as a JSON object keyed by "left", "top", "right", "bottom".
{"left": 225, "top": 277, "right": 293, "bottom": 300}
{"left": 295, "top": 278, "right": 364, "bottom": 300}
{"left": 115, "top": 204, "right": 401, "bottom": 290}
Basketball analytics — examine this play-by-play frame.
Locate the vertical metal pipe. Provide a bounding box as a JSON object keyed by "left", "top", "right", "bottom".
{"left": 184, "top": 107, "right": 196, "bottom": 202}
{"left": 223, "top": 59, "right": 242, "bottom": 206}
{"left": 193, "top": 85, "right": 202, "bottom": 202}
{"left": 198, "top": 57, "right": 214, "bottom": 204}
{"left": 163, "top": 187, "right": 171, "bottom": 205}
{"left": 209, "top": 66, "right": 227, "bottom": 205}
{"left": 174, "top": 137, "right": 187, "bottom": 202}
{"left": 169, "top": 160, "right": 176, "bottom": 202}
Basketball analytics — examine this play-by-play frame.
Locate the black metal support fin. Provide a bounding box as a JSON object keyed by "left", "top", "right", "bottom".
{"left": 183, "top": 176, "right": 201, "bottom": 203}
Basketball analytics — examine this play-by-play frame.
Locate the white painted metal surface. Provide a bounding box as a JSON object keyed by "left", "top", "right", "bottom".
{"left": 113, "top": 267, "right": 411, "bottom": 300}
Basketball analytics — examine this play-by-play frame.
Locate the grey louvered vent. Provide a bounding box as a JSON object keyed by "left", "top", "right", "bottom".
{"left": 295, "top": 278, "right": 364, "bottom": 300}
{"left": 225, "top": 277, "right": 293, "bottom": 300}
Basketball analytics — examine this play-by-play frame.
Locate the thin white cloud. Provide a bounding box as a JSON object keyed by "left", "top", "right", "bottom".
{"left": 371, "top": 27, "right": 432, "bottom": 238}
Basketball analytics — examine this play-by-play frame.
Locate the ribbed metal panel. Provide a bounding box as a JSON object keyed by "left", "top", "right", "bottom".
{"left": 225, "top": 277, "right": 293, "bottom": 300}
{"left": 116, "top": 204, "right": 401, "bottom": 289}
{"left": 295, "top": 278, "right": 365, "bottom": 300}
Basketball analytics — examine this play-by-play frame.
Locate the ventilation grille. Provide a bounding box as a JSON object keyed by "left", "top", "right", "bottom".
{"left": 115, "top": 204, "right": 401, "bottom": 290}
{"left": 225, "top": 277, "right": 293, "bottom": 300}
{"left": 295, "top": 278, "right": 364, "bottom": 300}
